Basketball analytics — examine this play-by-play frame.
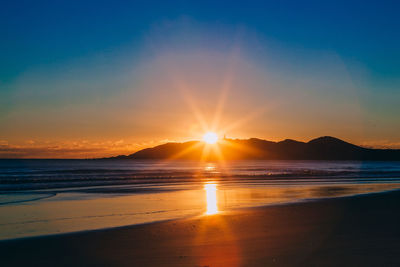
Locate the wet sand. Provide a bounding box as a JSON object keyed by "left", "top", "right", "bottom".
{"left": 1, "top": 190, "right": 399, "bottom": 267}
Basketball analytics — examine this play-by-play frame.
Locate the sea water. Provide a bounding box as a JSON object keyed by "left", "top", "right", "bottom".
{"left": 0, "top": 159, "right": 399, "bottom": 240}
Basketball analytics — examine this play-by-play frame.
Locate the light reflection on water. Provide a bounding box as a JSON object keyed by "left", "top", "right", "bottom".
{"left": 0, "top": 182, "right": 399, "bottom": 240}
{"left": 204, "top": 182, "right": 218, "bottom": 215}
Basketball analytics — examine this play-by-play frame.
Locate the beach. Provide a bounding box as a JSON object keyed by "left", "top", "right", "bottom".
{"left": 1, "top": 189, "right": 399, "bottom": 267}
{"left": 3, "top": 1, "right": 400, "bottom": 265}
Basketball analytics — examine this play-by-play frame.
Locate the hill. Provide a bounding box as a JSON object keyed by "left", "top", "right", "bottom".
{"left": 109, "top": 136, "right": 400, "bottom": 161}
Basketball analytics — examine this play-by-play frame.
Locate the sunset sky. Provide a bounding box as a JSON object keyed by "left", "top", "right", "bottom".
{"left": 1, "top": 0, "right": 400, "bottom": 158}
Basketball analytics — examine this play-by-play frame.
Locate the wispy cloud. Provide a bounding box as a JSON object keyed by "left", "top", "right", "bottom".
{"left": 0, "top": 139, "right": 164, "bottom": 159}
{"left": 360, "top": 141, "right": 400, "bottom": 149}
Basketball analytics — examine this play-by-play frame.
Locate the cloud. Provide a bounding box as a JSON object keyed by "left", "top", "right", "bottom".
{"left": 0, "top": 139, "right": 167, "bottom": 159}
{"left": 360, "top": 141, "right": 400, "bottom": 149}
{"left": 0, "top": 140, "right": 8, "bottom": 146}
{"left": 0, "top": 145, "right": 104, "bottom": 159}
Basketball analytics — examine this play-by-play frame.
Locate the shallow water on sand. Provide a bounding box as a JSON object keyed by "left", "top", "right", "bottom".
{"left": 0, "top": 160, "right": 399, "bottom": 240}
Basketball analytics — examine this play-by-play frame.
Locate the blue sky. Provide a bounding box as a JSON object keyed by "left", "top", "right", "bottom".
{"left": 2, "top": 0, "right": 399, "bottom": 81}
{"left": 1, "top": 0, "right": 399, "bottom": 157}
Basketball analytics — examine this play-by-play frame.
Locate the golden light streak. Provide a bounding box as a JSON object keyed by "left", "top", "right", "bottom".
{"left": 160, "top": 46, "right": 267, "bottom": 165}
{"left": 220, "top": 106, "right": 269, "bottom": 134}
{"left": 211, "top": 45, "right": 240, "bottom": 131}
{"left": 175, "top": 79, "right": 209, "bottom": 132}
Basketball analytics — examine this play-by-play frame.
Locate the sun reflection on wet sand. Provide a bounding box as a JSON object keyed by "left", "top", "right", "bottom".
{"left": 204, "top": 182, "right": 218, "bottom": 215}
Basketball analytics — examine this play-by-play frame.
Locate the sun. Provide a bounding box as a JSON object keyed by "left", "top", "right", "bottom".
{"left": 203, "top": 132, "right": 218, "bottom": 144}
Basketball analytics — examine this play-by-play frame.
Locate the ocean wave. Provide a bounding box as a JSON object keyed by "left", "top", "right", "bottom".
{"left": 0, "top": 160, "right": 399, "bottom": 191}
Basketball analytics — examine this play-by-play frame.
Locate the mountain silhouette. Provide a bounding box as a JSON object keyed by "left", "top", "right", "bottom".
{"left": 109, "top": 136, "right": 400, "bottom": 161}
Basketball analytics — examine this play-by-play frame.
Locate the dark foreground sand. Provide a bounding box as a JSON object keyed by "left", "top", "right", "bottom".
{"left": 1, "top": 190, "right": 399, "bottom": 267}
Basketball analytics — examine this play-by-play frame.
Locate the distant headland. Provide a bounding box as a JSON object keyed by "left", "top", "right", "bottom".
{"left": 107, "top": 136, "right": 400, "bottom": 161}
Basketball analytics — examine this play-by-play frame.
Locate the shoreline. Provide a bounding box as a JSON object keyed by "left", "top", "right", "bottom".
{"left": 1, "top": 189, "right": 399, "bottom": 266}
{"left": 0, "top": 188, "right": 398, "bottom": 242}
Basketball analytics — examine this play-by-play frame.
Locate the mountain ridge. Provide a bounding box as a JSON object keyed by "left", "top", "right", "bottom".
{"left": 108, "top": 136, "right": 400, "bottom": 161}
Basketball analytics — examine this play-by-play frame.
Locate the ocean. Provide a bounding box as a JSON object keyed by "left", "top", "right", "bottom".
{"left": 1, "top": 159, "right": 399, "bottom": 240}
